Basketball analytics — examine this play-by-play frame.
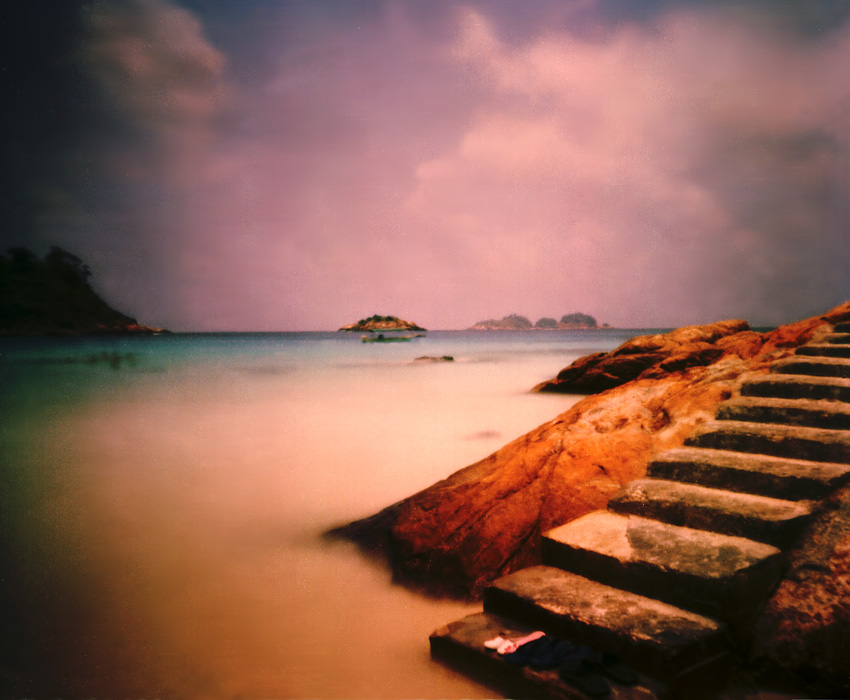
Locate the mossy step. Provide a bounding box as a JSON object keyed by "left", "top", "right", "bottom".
{"left": 609, "top": 478, "right": 813, "bottom": 547}
{"left": 541, "top": 512, "right": 783, "bottom": 625}
{"left": 648, "top": 447, "right": 850, "bottom": 500}
{"left": 481, "top": 566, "right": 730, "bottom": 683}
{"left": 770, "top": 355, "right": 850, "bottom": 379}
{"left": 796, "top": 343, "right": 850, "bottom": 358}
{"left": 430, "top": 610, "right": 671, "bottom": 700}
{"left": 686, "top": 419, "right": 850, "bottom": 464}
{"left": 741, "top": 374, "right": 850, "bottom": 403}
{"left": 716, "top": 396, "right": 850, "bottom": 431}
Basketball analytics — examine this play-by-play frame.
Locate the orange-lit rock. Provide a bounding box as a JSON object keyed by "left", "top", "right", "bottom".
{"left": 335, "top": 301, "right": 850, "bottom": 599}
{"left": 534, "top": 319, "right": 750, "bottom": 393}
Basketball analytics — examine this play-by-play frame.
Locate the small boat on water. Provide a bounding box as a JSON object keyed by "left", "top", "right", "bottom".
{"left": 361, "top": 333, "right": 424, "bottom": 343}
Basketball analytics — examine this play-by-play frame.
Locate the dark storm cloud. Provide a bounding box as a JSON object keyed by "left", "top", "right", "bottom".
{"left": 0, "top": 1, "right": 90, "bottom": 240}
{"left": 594, "top": 0, "right": 850, "bottom": 35}
{"left": 1, "top": 0, "right": 232, "bottom": 327}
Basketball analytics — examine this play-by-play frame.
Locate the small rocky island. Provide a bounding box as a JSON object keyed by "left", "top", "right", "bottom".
{"left": 469, "top": 313, "right": 607, "bottom": 330}
{"left": 0, "top": 247, "right": 165, "bottom": 335}
{"left": 339, "top": 314, "right": 426, "bottom": 332}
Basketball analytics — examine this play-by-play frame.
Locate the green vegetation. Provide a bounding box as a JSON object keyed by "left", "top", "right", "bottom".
{"left": 471, "top": 312, "right": 601, "bottom": 330}
{"left": 340, "top": 314, "right": 426, "bottom": 332}
{"left": 560, "top": 313, "right": 598, "bottom": 327}
{"left": 0, "top": 246, "right": 155, "bottom": 335}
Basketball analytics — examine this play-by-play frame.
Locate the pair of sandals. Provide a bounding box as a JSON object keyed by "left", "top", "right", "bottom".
{"left": 497, "top": 634, "right": 638, "bottom": 697}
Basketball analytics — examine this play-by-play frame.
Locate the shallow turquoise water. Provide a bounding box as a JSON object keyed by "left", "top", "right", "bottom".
{"left": 0, "top": 329, "right": 638, "bottom": 698}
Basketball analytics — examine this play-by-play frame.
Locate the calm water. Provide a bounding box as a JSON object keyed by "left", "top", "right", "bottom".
{"left": 0, "top": 330, "right": 636, "bottom": 699}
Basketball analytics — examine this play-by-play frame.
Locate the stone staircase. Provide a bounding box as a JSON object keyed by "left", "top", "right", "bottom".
{"left": 430, "top": 322, "right": 850, "bottom": 699}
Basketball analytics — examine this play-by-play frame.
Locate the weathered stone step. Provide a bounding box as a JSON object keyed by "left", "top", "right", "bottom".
{"left": 686, "top": 419, "right": 850, "bottom": 463}
{"left": 481, "top": 566, "right": 730, "bottom": 683}
{"left": 648, "top": 447, "right": 850, "bottom": 500}
{"left": 430, "top": 610, "right": 673, "bottom": 699}
{"left": 716, "top": 396, "right": 850, "bottom": 430}
{"left": 822, "top": 333, "right": 850, "bottom": 345}
{"left": 608, "top": 478, "right": 813, "bottom": 547}
{"left": 770, "top": 355, "right": 850, "bottom": 379}
{"left": 741, "top": 373, "right": 850, "bottom": 403}
{"left": 541, "top": 512, "right": 784, "bottom": 625}
{"left": 834, "top": 322, "right": 850, "bottom": 333}
{"left": 796, "top": 343, "right": 850, "bottom": 358}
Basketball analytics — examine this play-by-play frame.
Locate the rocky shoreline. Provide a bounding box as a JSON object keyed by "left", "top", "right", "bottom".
{"left": 332, "top": 300, "right": 850, "bottom": 695}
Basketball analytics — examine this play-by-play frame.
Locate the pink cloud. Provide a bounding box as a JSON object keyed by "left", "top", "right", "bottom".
{"left": 396, "top": 6, "right": 850, "bottom": 327}
{"left": 72, "top": 1, "right": 850, "bottom": 330}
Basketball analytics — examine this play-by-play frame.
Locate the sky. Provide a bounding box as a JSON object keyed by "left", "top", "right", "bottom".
{"left": 2, "top": 0, "right": 849, "bottom": 331}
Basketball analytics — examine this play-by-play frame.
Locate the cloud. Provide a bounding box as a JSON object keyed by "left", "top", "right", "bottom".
{"left": 148, "top": 1, "right": 850, "bottom": 329}
{"left": 79, "top": 0, "right": 230, "bottom": 182}
{"left": 8, "top": 1, "right": 848, "bottom": 331}
{"left": 400, "top": 5, "right": 850, "bottom": 326}
{"left": 9, "top": 0, "right": 236, "bottom": 329}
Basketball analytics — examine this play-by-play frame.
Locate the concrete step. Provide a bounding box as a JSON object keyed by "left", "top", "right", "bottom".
{"left": 796, "top": 343, "right": 850, "bottom": 358}
{"left": 686, "top": 419, "right": 850, "bottom": 463}
{"left": 540, "top": 511, "right": 784, "bottom": 625}
{"left": 741, "top": 374, "right": 850, "bottom": 403}
{"left": 822, "top": 333, "right": 850, "bottom": 345}
{"left": 716, "top": 396, "right": 850, "bottom": 430}
{"left": 430, "top": 610, "right": 675, "bottom": 700}
{"left": 608, "top": 478, "right": 813, "bottom": 548}
{"left": 481, "top": 566, "right": 730, "bottom": 684}
{"left": 770, "top": 355, "right": 850, "bottom": 379}
{"left": 648, "top": 447, "right": 850, "bottom": 501}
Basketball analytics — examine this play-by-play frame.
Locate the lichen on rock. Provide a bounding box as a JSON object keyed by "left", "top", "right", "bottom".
{"left": 750, "top": 481, "right": 850, "bottom": 696}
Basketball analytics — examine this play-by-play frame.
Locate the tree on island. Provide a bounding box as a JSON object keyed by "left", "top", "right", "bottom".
{"left": 338, "top": 314, "right": 426, "bottom": 332}
{"left": 0, "top": 246, "right": 160, "bottom": 335}
{"left": 560, "top": 312, "right": 598, "bottom": 328}
{"left": 470, "top": 312, "right": 601, "bottom": 330}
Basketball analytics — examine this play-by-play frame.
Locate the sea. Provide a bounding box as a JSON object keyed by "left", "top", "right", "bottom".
{"left": 0, "top": 329, "right": 645, "bottom": 699}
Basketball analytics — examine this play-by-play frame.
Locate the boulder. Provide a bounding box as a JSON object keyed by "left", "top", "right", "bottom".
{"left": 535, "top": 319, "right": 751, "bottom": 393}
{"left": 333, "top": 301, "right": 850, "bottom": 601}
{"left": 339, "top": 360, "right": 753, "bottom": 598}
{"left": 333, "top": 300, "right": 850, "bottom": 695}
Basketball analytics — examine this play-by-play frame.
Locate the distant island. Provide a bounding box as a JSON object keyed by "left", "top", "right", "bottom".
{"left": 338, "top": 314, "right": 426, "bottom": 332}
{"left": 469, "top": 313, "right": 608, "bottom": 330}
{"left": 0, "top": 246, "right": 165, "bottom": 335}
